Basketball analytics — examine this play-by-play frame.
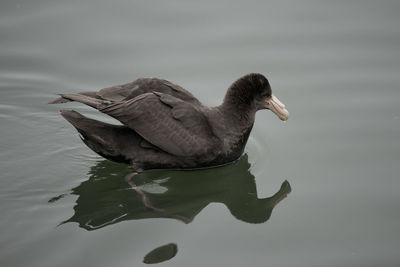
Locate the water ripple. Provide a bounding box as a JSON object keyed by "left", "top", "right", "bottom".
{"left": 245, "top": 133, "right": 271, "bottom": 177}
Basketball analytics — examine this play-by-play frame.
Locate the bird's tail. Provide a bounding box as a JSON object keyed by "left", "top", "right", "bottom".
{"left": 56, "top": 94, "right": 106, "bottom": 109}
{"left": 48, "top": 91, "right": 101, "bottom": 104}
{"left": 60, "top": 109, "right": 139, "bottom": 163}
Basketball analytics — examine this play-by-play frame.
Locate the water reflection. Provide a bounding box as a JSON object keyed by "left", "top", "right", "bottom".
{"left": 58, "top": 154, "right": 291, "bottom": 230}
{"left": 143, "top": 243, "right": 178, "bottom": 264}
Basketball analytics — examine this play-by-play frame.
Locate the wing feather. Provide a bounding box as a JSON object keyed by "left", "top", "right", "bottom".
{"left": 97, "top": 78, "right": 201, "bottom": 104}
{"left": 100, "top": 92, "right": 217, "bottom": 157}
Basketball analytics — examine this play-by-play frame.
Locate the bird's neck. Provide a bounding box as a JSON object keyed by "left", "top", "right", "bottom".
{"left": 207, "top": 103, "right": 255, "bottom": 158}
{"left": 218, "top": 96, "right": 257, "bottom": 127}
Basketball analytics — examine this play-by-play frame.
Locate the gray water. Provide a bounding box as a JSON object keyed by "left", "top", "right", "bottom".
{"left": 1, "top": 1, "right": 400, "bottom": 266}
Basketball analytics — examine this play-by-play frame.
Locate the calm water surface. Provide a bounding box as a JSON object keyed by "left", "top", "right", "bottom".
{"left": 1, "top": 1, "right": 400, "bottom": 266}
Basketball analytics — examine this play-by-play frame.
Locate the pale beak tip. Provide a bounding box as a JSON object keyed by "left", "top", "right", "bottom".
{"left": 281, "top": 109, "right": 289, "bottom": 121}
{"left": 267, "top": 94, "right": 289, "bottom": 121}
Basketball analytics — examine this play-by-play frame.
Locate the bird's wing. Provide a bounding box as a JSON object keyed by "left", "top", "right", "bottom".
{"left": 99, "top": 92, "right": 218, "bottom": 157}
{"left": 49, "top": 78, "right": 201, "bottom": 105}
{"left": 98, "top": 78, "right": 201, "bottom": 105}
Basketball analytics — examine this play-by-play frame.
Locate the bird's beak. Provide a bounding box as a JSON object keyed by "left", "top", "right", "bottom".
{"left": 265, "top": 94, "right": 289, "bottom": 121}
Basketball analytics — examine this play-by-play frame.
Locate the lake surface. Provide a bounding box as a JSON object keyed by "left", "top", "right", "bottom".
{"left": 1, "top": 0, "right": 399, "bottom": 266}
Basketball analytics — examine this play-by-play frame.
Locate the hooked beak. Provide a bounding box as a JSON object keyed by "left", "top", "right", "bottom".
{"left": 265, "top": 94, "right": 289, "bottom": 121}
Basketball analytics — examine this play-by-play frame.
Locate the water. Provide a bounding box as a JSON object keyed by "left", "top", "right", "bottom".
{"left": 1, "top": 0, "right": 400, "bottom": 266}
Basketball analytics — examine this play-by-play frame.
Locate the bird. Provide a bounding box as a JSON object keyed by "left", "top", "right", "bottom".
{"left": 49, "top": 73, "right": 289, "bottom": 176}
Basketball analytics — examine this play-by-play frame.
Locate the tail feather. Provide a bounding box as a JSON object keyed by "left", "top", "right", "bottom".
{"left": 49, "top": 91, "right": 101, "bottom": 105}
{"left": 59, "top": 94, "right": 105, "bottom": 109}
{"left": 60, "top": 110, "right": 139, "bottom": 163}
{"left": 48, "top": 97, "right": 71, "bottom": 104}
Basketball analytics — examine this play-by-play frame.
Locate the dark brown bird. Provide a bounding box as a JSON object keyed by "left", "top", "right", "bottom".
{"left": 50, "top": 73, "right": 289, "bottom": 174}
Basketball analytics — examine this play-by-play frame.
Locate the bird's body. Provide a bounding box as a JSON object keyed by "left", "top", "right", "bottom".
{"left": 51, "top": 73, "right": 289, "bottom": 173}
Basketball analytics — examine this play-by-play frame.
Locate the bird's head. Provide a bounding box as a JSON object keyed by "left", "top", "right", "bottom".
{"left": 224, "top": 73, "right": 289, "bottom": 121}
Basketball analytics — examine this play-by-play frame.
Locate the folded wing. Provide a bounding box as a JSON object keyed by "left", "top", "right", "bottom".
{"left": 50, "top": 78, "right": 201, "bottom": 105}
{"left": 100, "top": 92, "right": 218, "bottom": 157}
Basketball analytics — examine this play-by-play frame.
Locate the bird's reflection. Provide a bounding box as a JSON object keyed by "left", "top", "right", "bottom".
{"left": 143, "top": 243, "right": 178, "bottom": 264}
{"left": 57, "top": 154, "right": 291, "bottom": 230}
